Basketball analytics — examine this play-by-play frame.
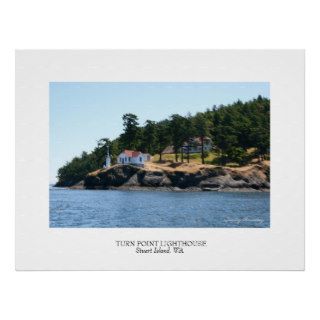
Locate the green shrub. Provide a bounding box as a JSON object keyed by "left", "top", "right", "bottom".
{"left": 227, "top": 147, "right": 249, "bottom": 165}
{"left": 212, "top": 154, "right": 229, "bottom": 166}
{"left": 203, "top": 151, "right": 209, "bottom": 158}
{"left": 212, "top": 147, "right": 250, "bottom": 166}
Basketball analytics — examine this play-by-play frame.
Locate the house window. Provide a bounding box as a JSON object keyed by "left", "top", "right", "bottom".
{"left": 129, "top": 157, "right": 131, "bottom": 161}
{"left": 139, "top": 157, "right": 142, "bottom": 162}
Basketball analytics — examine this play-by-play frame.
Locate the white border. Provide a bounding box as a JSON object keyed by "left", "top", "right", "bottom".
{"left": 15, "top": 50, "right": 304, "bottom": 270}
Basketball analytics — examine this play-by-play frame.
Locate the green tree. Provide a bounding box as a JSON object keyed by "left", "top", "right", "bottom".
{"left": 56, "top": 151, "right": 99, "bottom": 187}
{"left": 110, "top": 138, "right": 121, "bottom": 164}
{"left": 183, "top": 113, "right": 196, "bottom": 163}
{"left": 250, "top": 126, "right": 270, "bottom": 160}
{"left": 93, "top": 138, "right": 112, "bottom": 167}
{"left": 119, "top": 113, "right": 141, "bottom": 150}
{"left": 193, "top": 113, "right": 212, "bottom": 164}
{"left": 141, "top": 120, "right": 157, "bottom": 154}
{"left": 169, "top": 114, "right": 188, "bottom": 162}
{"left": 155, "top": 120, "right": 171, "bottom": 161}
{"left": 227, "top": 147, "right": 248, "bottom": 165}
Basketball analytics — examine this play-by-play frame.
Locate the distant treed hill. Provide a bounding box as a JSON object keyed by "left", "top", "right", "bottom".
{"left": 55, "top": 96, "right": 270, "bottom": 187}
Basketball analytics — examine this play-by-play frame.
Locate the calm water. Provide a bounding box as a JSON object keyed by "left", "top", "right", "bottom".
{"left": 50, "top": 188, "right": 270, "bottom": 228}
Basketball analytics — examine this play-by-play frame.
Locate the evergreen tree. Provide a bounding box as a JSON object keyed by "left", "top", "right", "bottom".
{"left": 119, "top": 113, "right": 140, "bottom": 150}
{"left": 169, "top": 114, "right": 188, "bottom": 162}
{"left": 155, "top": 120, "right": 171, "bottom": 161}
{"left": 141, "top": 120, "right": 157, "bottom": 154}
{"left": 193, "top": 113, "right": 212, "bottom": 164}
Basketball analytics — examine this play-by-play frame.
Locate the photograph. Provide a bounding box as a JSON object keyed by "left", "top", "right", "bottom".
{"left": 50, "top": 82, "right": 270, "bottom": 228}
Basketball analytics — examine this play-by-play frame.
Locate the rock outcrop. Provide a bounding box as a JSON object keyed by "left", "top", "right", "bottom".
{"left": 83, "top": 164, "right": 270, "bottom": 192}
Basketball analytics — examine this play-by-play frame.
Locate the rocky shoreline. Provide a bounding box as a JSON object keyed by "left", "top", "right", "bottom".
{"left": 76, "top": 163, "right": 270, "bottom": 192}
{"left": 94, "top": 186, "right": 269, "bottom": 192}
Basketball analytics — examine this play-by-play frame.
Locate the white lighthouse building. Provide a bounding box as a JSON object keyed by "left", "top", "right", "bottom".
{"left": 104, "top": 146, "right": 111, "bottom": 169}
{"left": 117, "top": 150, "right": 151, "bottom": 167}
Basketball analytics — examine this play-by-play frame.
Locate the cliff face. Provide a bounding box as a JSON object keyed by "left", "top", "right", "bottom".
{"left": 83, "top": 164, "right": 270, "bottom": 191}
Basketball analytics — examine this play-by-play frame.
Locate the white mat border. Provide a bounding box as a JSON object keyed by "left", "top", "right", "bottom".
{"left": 15, "top": 50, "right": 304, "bottom": 270}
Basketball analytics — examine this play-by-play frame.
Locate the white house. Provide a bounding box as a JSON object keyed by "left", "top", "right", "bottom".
{"left": 117, "top": 150, "right": 151, "bottom": 167}
{"left": 182, "top": 136, "right": 213, "bottom": 153}
{"left": 162, "top": 136, "right": 213, "bottom": 154}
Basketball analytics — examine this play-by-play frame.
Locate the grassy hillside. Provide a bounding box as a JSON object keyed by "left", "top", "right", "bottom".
{"left": 152, "top": 149, "right": 261, "bottom": 166}
{"left": 152, "top": 151, "right": 218, "bottom": 164}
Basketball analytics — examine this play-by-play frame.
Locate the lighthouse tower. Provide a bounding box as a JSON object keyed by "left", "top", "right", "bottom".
{"left": 105, "top": 146, "right": 111, "bottom": 168}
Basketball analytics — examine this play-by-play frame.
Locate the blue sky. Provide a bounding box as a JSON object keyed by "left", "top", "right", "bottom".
{"left": 50, "top": 82, "right": 270, "bottom": 182}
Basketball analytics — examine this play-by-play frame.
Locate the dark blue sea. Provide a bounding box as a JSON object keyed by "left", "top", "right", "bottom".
{"left": 49, "top": 187, "right": 270, "bottom": 228}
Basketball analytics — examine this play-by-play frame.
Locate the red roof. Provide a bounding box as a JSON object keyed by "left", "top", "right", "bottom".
{"left": 123, "top": 150, "right": 142, "bottom": 157}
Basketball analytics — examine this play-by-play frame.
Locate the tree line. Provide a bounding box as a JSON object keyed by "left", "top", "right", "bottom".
{"left": 55, "top": 96, "right": 270, "bottom": 186}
